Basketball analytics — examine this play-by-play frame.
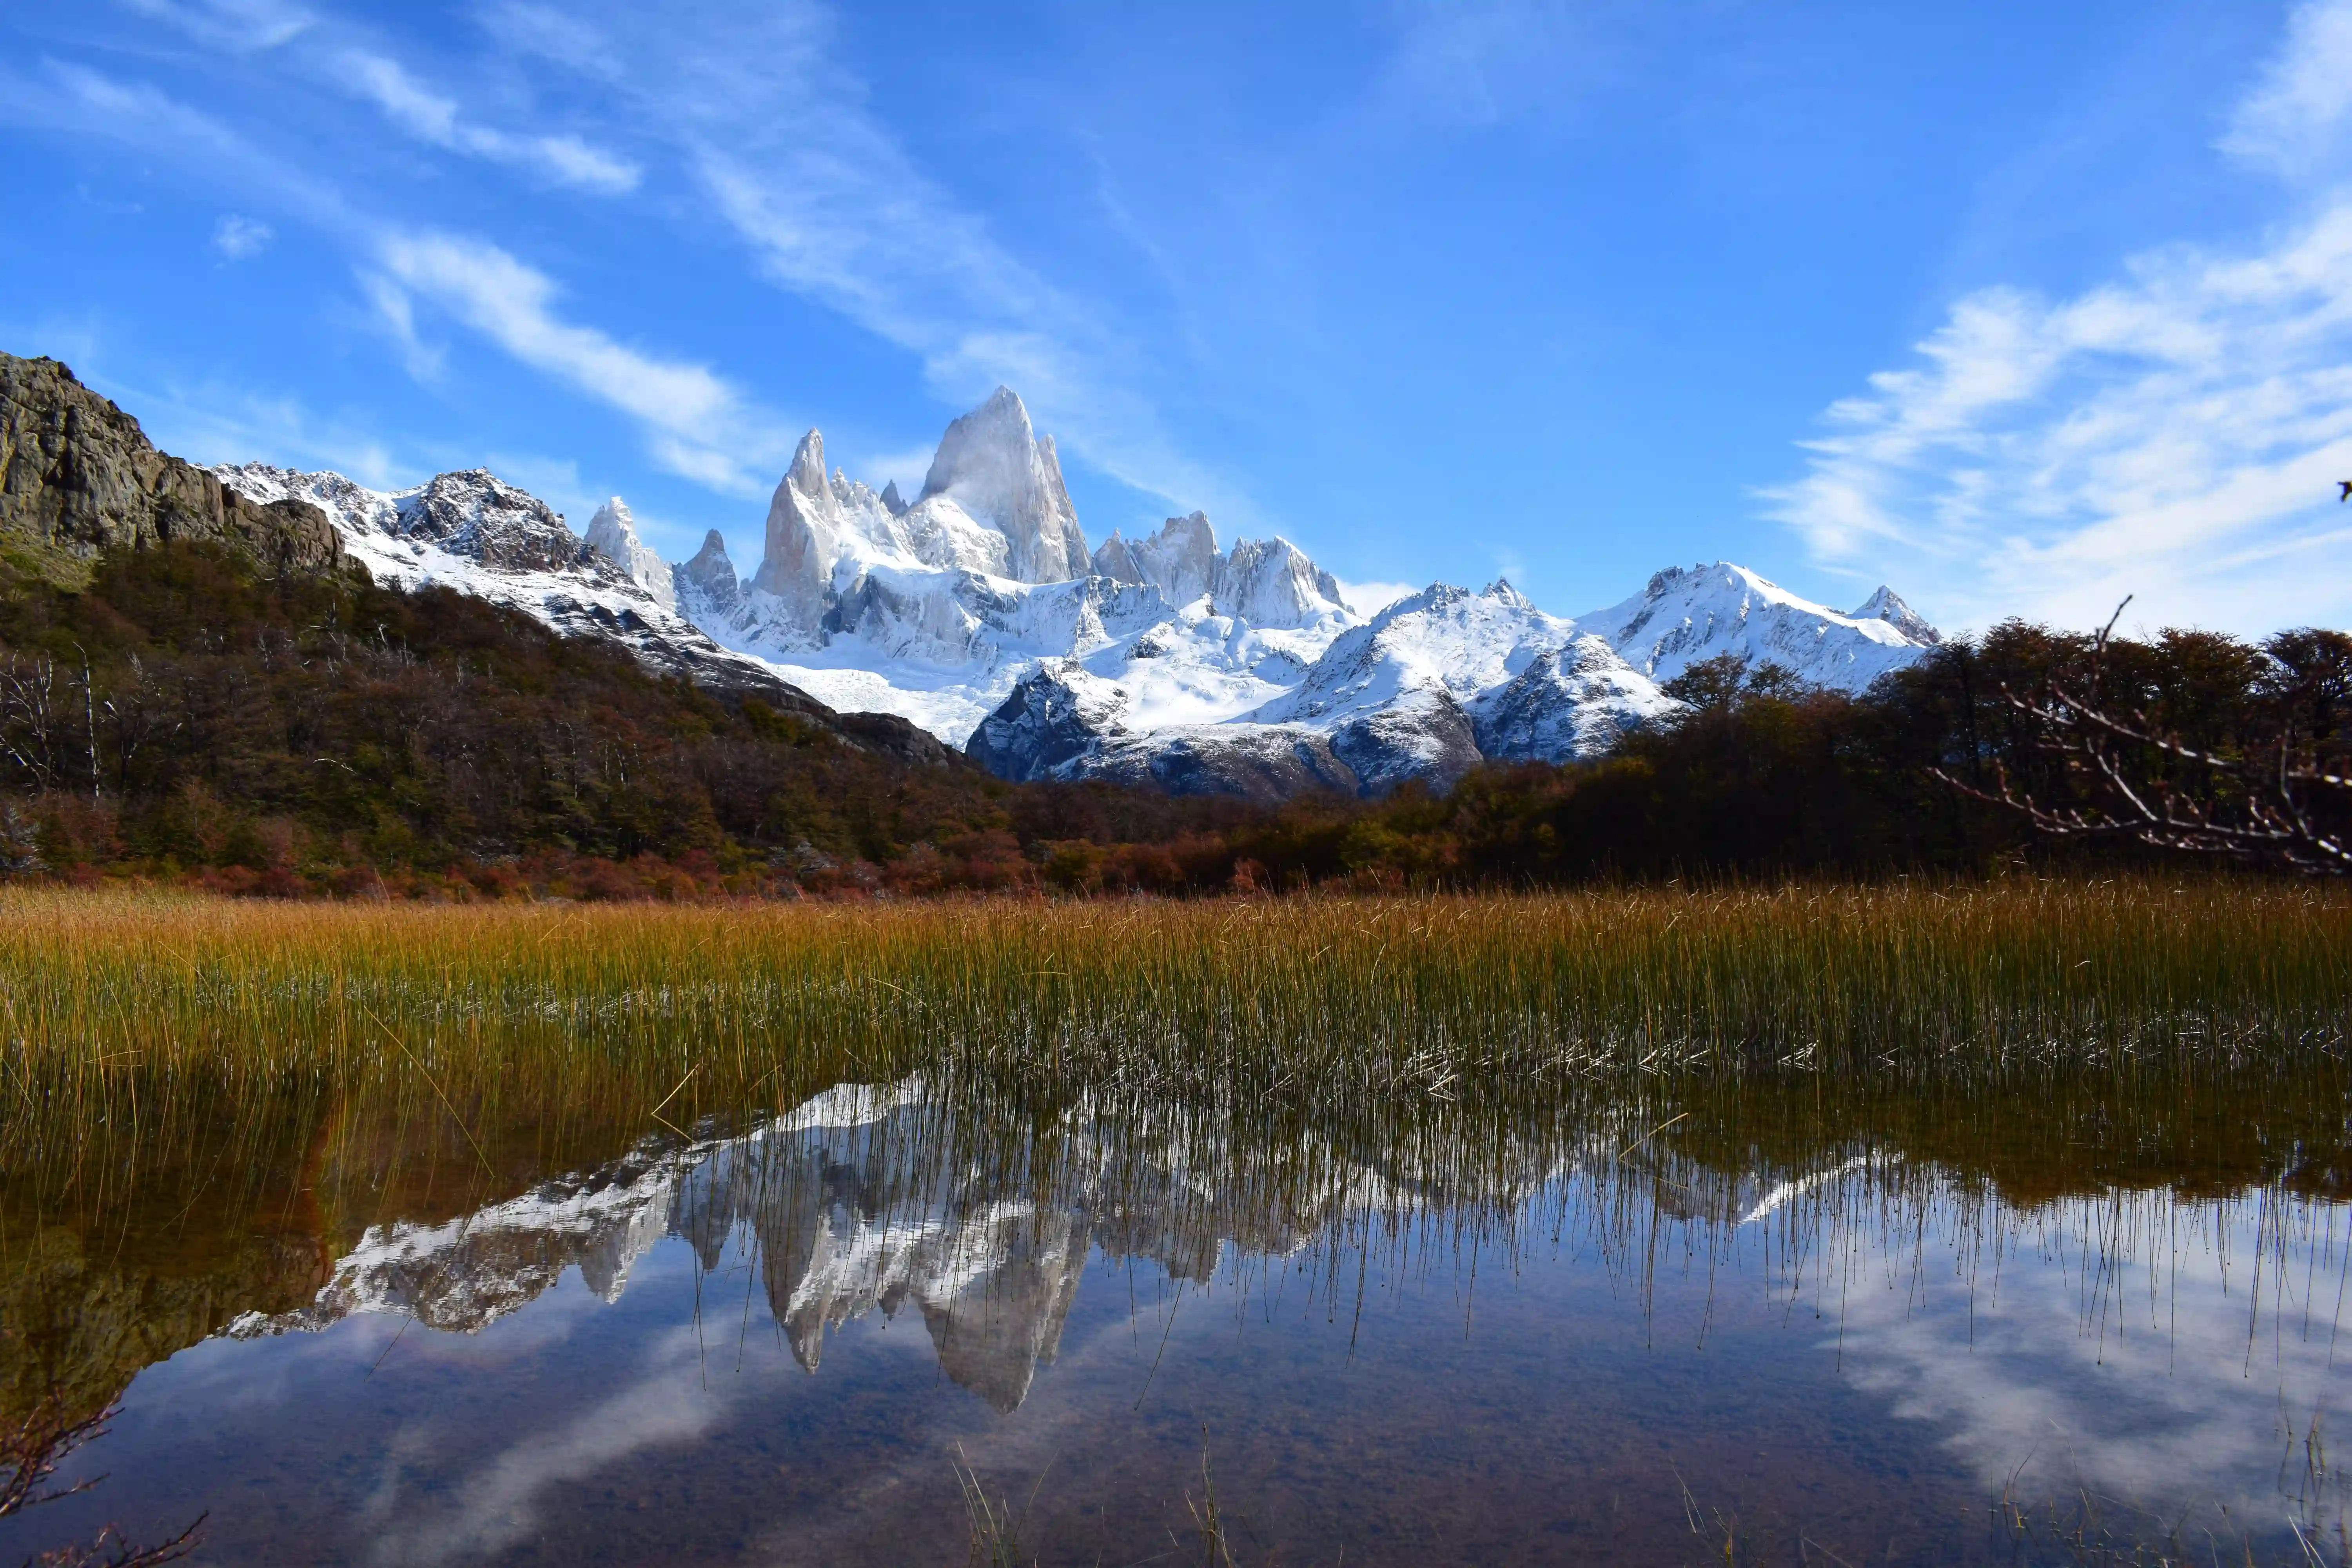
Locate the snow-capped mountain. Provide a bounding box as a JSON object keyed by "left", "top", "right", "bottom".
{"left": 1245, "top": 580, "right": 1679, "bottom": 793}
{"left": 1092, "top": 510, "right": 1350, "bottom": 628}
{"left": 677, "top": 385, "right": 1936, "bottom": 794}
{"left": 1578, "top": 563, "right": 1936, "bottom": 690}
{"left": 208, "top": 462, "right": 957, "bottom": 766}
{"left": 584, "top": 496, "right": 675, "bottom": 611}
{"left": 214, "top": 385, "right": 1942, "bottom": 800}
{"left": 674, "top": 390, "right": 1356, "bottom": 746}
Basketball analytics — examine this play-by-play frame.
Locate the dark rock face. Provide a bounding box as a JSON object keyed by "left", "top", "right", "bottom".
{"left": 1326, "top": 694, "right": 1484, "bottom": 795}
{"left": 392, "top": 470, "right": 585, "bottom": 574}
{"left": 1084, "top": 727, "right": 1361, "bottom": 803}
{"left": 1471, "top": 641, "right": 1657, "bottom": 764}
{"left": 968, "top": 665, "right": 1363, "bottom": 802}
{"left": 833, "top": 711, "right": 964, "bottom": 769}
{"left": 0, "top": 354, "right": 349, "bottom": 583}
{"left": 965, "top": 663, "right": 1125, "bottom": 782}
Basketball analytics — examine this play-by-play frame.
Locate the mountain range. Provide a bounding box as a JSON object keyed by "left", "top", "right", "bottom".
{"left": 190, "top": 382, "right": 1938, "bottom": 800}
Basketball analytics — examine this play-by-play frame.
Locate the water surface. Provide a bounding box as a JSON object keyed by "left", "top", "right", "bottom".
{"left": 2, "top": 1071, "right": 2345, "bottom": 1565}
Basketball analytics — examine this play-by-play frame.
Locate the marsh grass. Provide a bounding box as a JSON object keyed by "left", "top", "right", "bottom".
{"left": 0, "top": 888, "right": 2344, "bottom": 1565}
{"left": 0, "top": 877, "right": 2345, "bottom": 1271}
{"left": 0, "top": 877, "right": 2343, "bottom": 1104}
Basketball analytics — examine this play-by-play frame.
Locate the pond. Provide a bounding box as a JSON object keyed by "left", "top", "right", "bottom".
{"left": 2, "top": 1065, "right": 2343, "bottom": 1566}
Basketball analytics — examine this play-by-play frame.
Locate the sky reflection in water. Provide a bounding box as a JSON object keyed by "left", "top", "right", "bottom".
{"left": 1, "top": 1074, "right": 2345, "bottom": 1566}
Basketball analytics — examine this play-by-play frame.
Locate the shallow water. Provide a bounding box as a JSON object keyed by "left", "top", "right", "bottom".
{"left": 1, "top": 1073, "right": 2346, "bottom": 1566}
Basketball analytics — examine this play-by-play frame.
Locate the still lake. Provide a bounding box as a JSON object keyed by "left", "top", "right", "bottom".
{"left": 1, "top": 1068, "right": 2345, "bottom": 1566}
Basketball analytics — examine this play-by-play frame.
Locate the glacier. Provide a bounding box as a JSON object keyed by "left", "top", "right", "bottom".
{"left": 212, "top": 385, "right": 1942, "bottom": 800}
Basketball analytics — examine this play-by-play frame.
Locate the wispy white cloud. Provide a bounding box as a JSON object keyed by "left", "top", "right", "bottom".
{"left": 118, "top": 0, "right": 639, "bottom": 194}
{"left": 846, "top": 444, "right": 941, "bottom": 497}
{"left": 339, "top": 47, "right": 639, "bottom": 193}
{"left": 117, "top": 0, "right": 315, "bottom": 52}
{"left": 0, "top": 58, "right": 352, "bottom": 226}
{"left": 2219, "top": 0, "right": 2352, "bottom": 179}
{"left": 1766, "top": 4, "right": 2352, "bottom": 638}
{"left": 361, "top": 1324, "right": 724, "bottom": 1567}
{"left": 212, "top": 212, "right": 273, "bottom": 260}
{"left": 355, "top": 267, "right": 439, "bottom": 378}
{"left": 476, "top": 2, "right": 626, "bottom": 82}
{"left": 1833, "top": 1189, "right": 2340, "bottom": 1537}
{"left": 1374, "top": 0, "right": 1584, "bottom": 129}
{"left": 1, "top": 56, "right": 759, "bottom": 496}
{"left": 1335, "top": 577, "right": 1421, "bottom": 614}
{"left": 51, "top": 2, "right": 1240, "bottom": 525}
{"left": 496, "top": 0, "right": 1240, "bottom": 519}
{"left": 339, "top": 47, "right": 459, "bottom": 140}
{"left": 373, "top": 230, "right": 775, "bottom": 492}
{"left": 103, "top": 372, "right": 407, "bottom": 490}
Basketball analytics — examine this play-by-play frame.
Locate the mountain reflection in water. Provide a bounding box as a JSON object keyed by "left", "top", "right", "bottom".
{"left": 1, "top": 1068, "right": 2345, "bottom": 1565}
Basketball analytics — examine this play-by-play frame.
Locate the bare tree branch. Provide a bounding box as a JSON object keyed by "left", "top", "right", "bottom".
{"left": 1932, "top": 600, "right": 2350, "bottom": 875}
{"left": 1, "top": 1394, "right": 204, "bottom": 1568}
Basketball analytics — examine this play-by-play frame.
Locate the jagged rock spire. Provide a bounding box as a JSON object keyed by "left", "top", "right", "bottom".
{"left": 917, "top": 387, "right": 1090, "bottom": 583}
{"left": 585, "top": 497, "right": 676, "bottom": 610}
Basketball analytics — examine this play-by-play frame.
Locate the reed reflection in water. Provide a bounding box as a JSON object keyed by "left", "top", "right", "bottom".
{"left": 1, "top": 1061, "right": 2344, "bottom": 1566}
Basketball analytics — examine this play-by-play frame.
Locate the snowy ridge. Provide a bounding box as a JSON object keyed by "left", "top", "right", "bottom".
{"left": 1578, "top": 562, "right": 1933, "bottom": 690}
{"left": 584, "top": 496, "right": 675, "bottom": 610}
{"left": 211, "top": 464, "right": 827, "bottom": 709}
{"left": 677, "top": 390, "right": 1363, "bottom": 747}
{"left": 214, "top": 384, "right": 1941, "bottom": 800}
{"left": 673, "top": 386, "right": 1936, "bottom": 793}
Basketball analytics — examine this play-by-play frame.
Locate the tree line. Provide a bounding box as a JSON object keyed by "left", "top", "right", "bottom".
{"left": 0, "top": 539, "right": 2342, "bottom": 897}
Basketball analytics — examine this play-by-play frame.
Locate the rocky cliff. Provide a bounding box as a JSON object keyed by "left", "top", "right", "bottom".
{"left": 0, "top": 354, "right": 348, "bottom": 586}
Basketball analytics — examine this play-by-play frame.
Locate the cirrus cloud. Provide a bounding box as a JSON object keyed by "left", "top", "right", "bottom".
{"left": 212, "top": 212, "right": 275, "bottom": 260}
{"left": 1766, "top": 0, "right": 2352, "bottom": 637}
{"left": 338, "top": 48, "right": 640, "bottom": 193}
{"left": 372, "top": 231, "right": 776, "bottom": 492}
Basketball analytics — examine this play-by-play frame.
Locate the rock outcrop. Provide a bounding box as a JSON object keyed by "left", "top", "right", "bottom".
{"left": 0, "top": 354, "right": 349, "bottom": 584}
{"left": 965, "top": 661, "right": 1130, "bottom": 782}
{"left": 1080, "top": 724, "right": 1361, "bottom": 802}
{"left": 675, "top": 530, "right": 742, "bottom": 622}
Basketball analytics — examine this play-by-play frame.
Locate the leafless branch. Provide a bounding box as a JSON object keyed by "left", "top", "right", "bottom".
{"left": 1932, "top": 599, "right": 2350, "bottom": 875}
{"left": 1, "top": 1395, "right": 204, "bottom": 1568}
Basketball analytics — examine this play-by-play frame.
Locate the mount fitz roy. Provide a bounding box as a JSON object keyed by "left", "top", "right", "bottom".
{"left": 214, "top": 386, "right": 1942, "bottom": 800}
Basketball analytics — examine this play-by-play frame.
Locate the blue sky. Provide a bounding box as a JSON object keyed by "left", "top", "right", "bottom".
{"left": 4, "top": 0, "right": 2349, "bottom": 636}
